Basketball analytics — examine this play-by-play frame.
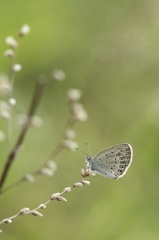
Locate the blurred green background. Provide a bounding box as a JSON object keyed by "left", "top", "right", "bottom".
{"left": 1, "top": 0, "right": 159, "bottom": 239}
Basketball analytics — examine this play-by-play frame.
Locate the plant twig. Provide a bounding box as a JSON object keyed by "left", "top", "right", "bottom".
{"left": 0, "top": 92, "right": 82, "bottom": 195}
{"left": 0, "top": 168, "right": 91, "bottom": 231}
{"left": 0, "top": 78, "right": 48, "bottom": 191}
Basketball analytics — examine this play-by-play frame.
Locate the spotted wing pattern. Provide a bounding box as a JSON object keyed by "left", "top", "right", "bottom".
{"left": 86, "top": 143, "right": 133, "bottom": 179}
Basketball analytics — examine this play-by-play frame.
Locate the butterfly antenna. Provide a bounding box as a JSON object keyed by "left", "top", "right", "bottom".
{"left": 75, "top": 148, "right": 89, "bottom": 157}
{"left": 85, "top": 142, "right": 91, "bottom": 156}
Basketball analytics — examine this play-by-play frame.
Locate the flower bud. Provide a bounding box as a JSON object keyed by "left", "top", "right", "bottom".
{"left": 5, "top": 36, "right": 18, "bottom": 48}
{"left": 81, "top": 180, "right": 90, "bottom": 185}
{"left": 19, "top": 24, "right": 30, "bottom": 37}
{"left": 72, "top": 103, "right": 88, "bottom": 122}
{"left": 12, "top": 64, "right": 22, "bottom": 72}
{"left": 67, "top": 89, "right": 82, "bottom": 101}
{"left": 64, "top": 187, "right": 72, "bottom": 192}
{"left": 31, "top": 211, "right": 43, "bottom": 217}
{"left": 8, "top": 98, "right": 16, "bottom": 106}
{"left": 65, "top": 129, "right": 76, "bottom": 139}
{"left": 19, "top": 208, "right": 30, "bottom": 215}
{"left": 51, "top": 193, "right": 61, "bottom": 200}
{"left": 63, "top": 140, "right": 78, "bottom": 151}
{"left": 73, "top": 182, "right": 83, "bottom": 188}
{"left": 4, "top": 218, "right": 12, "bottom": 224}
{"left": 38, "top": 204, "right": 46, "bottom": 209}
{"left": 52, "top": 69, "right": 66, "bottom": 81}
{"left": 4, "top": 49, "right": 15, "bottom": 58}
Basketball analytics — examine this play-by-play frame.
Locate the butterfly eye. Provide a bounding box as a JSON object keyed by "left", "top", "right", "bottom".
{"left": 86, "top": 156, "right": 91, "bottom": 161}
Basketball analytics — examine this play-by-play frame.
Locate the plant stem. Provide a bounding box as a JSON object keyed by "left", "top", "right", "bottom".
{"left": 0, "top": 78, "right": 48, "bottom": 191}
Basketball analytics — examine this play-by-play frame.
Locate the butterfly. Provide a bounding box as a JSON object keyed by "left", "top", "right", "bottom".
{"left": 85, "top": 143, "right": 133, "bottom": 179}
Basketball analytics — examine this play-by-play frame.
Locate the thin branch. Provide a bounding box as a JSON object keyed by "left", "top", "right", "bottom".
{"left": 0, "top": 168, "right": 91, "bottom": 230}
{"left": 0, "top": 88, "right": 88, "bottom": 195}
{"left": 0, "top": 78, "right": 48, "bottom": 191}
{"left": 0, "top": 98, "right": 78, "bottom": 195}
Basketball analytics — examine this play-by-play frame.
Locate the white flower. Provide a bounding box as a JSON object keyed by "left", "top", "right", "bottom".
{"left": 24, "top": 174, "right": 35, "bottom": 183}
{"left": 65, "top": 129, "right": 76, "bottom": 139}
{"left": 31, "top": 115, "right": 43, "bottom": 128}
{"left": 63, "top": 139, "right": 78, "bottom": 150}
{"left": 1, "top": 110, "right": 10, "bottom": 120}
{"left": 19, "top": 208, "right": 30, "bottom": 215}
{"left": 19, "top": 24, "right": 30, "bottom": 37}
{"left": 39, "top": 204, "right": 46, "bottom": 209}
{"left": 31, "top": 211, "right": 43, "bottom": 217}
{"left": 64, "top": 187, "right": 72, "bottom": 192}
{"left": 56, "top": 196, "right": 67, "bottom": 202}
{"left": 8, "top": 98, "right": 16, "bottom": 106}
{"left": 67, "top": 89, "right": 82, "bottom": 101}
{"left": 51, "top": 193, "right": 67, "bottom": 202}
{"left": 4, "top": 49, "right": 15, "bottom": 58}
{"left": 0, "top": 74, "right": 12, "bottom": 95}
{"left": 72, "top": 103, "right": 88, "bottom": 122}
{"left": 12, "top": 64, "right": 22, "bottom": 72}
{"left": 73, "top": 182, "right": 83, "bottom": 188}
{"left": 51, "top": 192, "right": 61, "bottom": 200}
{"left": 81, "top": 180, "right": 90, "bottom": 185}
{"left": 4, "top": 219, "right": 12, "bottom": 223}
{"left": 39, "top": 168, "right": 54, "bottom": 176}
{"left": 46, "top": 160, "right": 57, "bottom": 171}
{"left": 52, "top": 69, "right": 66, "bottom": 81}
{"left": 5, "top": 36, "right": 18, "bottom": 48}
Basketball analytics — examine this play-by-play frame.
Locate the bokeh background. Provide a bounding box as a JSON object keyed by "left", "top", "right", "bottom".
{"left": 1, "top": 0, "right": 159, "bottom": 239}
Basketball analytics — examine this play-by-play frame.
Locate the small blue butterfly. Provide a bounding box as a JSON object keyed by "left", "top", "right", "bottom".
{"left": 86, "top": 143, "right": 133, "bottom": 179}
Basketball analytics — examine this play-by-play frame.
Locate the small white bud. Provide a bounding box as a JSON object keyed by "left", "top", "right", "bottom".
{"left": 0, "top": 74, "right": 12, "bottom": 96}
{"left": 56, "top": 196, "right": 67, "bottom": 202}
{"left": 31, "top": 115, "right": 43, "bottom": 128}
{"left": 4, "top": 49, "right": 15, "bottom": 58}
{"left": 1, "top": 110, "right": 10, "bottom": 120}
{"left": 39, "top": 168, "right": 53, "bottom": 176}
{"left": 72, "top": 103, "right": 88, "bottom": 122}
{"left": 19, "top": 24, "right": 30, "bottom": 37}
{"left": 12, "top": 64, "right": 22, "bottom": 72}
{"left": 51, "top": 193, "right": 67, "bottom": 202}
{"left": 65, "top": 129, "right": 76, "bottom": 139}
{"left": 8, "top": 98, "right": 16, "bottom": 106}
{"left": 4, "top": 218, "right": 12, "bottom": 224}
{"left": 73, "top": 182, "right": 83, "bottom": 188}
{"left": 68, "top": 89, "right": 82, "bottom": 101}
{"left": 51, "top": 192, "right": 61, "bottom": 200}
{"left": 63, "top": 139, "right": 78, "bottom": 151}
{"left": 38, "top": 204, "right": 46, "bottom": 209}
{"left": 7, "top": 219, "right": 12, "bottom": 223}
{"left": 89, "top": 171, "right": 96, "bottom": 176}
{"left": 46, "top": 160, "right": 57, "bottom": 171}
{"left": 19, "top": 208, "right": 30, "bottom": 215}
{"left": 0, "top": 229, "right": 2, "bottom": 233}
{"left": 81, "top": 180, "right": 90, "bottom": 185}
{"left": 31, "top": 211, "right": 43, "bottom": 217}
{"left": 64, "top": 187, "right": 72, "bottom": 192}
{"left": 24, "top": 174, "right": 35, "bottom": 183}
{"left": 5, "top": 36, "right": 18, "bottom": 48}
{"left": 81, "top": 168, "right": 91, "bottom": 177}
{"left": 52, "top": 69, "right": 66, "bottom": 81}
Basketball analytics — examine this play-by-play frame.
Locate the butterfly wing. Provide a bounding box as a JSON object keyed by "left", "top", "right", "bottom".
{"left": 87, "top": 143, "right": 133, "bottom": 179}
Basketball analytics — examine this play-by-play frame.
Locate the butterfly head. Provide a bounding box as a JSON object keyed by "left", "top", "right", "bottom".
{"left": 86, "top": 156, "right": 92, "bottom": 162}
